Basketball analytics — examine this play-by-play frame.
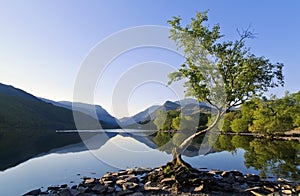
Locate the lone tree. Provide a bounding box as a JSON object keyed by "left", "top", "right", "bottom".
{"left": 167, "top": 11, "right": 284, "bottom": 165}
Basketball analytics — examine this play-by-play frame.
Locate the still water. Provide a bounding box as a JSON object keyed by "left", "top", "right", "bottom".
{"left": 0, "top": 130, "right": 299, "bottom": 195}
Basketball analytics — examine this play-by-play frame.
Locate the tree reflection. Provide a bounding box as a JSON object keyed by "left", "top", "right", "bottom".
{"left": 153, "top": 133, "right": 300, "bottom": 181}
{"left": 244, "top": 139, "right": 300, "bottom": 181}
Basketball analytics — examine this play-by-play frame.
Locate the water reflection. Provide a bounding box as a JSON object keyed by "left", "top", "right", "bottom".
{"left": 211, "top": 135, "right": 299, "bottom": 181}
{"left": 152, "top": 131, "right": 300, "bottom": 181}
{"left": 0, "top": 130, "right": 299, "bottom": 195}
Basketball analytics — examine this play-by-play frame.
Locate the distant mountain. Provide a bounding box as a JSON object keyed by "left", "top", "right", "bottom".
{"left": 59, "top": 101, "right": 119, "bottom": 129}
{"left": 41, "top": 99, "right": 119, "bottom": 129}
{"left": 119, "top": 98, "right": 212, "bottom": 129}
{"left": 0, "top": 83, "right": 112, "bottom": 169}
{"left": 0, "top": 83, "right": 38, "bottom": 101}
{"left": 118, "top": 105, "right": 160, "bottom": 127}
{"left": 0, "top": 83, "right": 109, "bottom": 130}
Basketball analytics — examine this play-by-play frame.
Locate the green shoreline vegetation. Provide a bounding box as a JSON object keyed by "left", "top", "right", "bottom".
{"left": 152, "top": 91, "right": 300, "bottom": 137}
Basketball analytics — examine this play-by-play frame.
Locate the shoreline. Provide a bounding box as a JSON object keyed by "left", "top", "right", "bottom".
{"left": 24, "top": 166, "right": 300, "bottom": 196}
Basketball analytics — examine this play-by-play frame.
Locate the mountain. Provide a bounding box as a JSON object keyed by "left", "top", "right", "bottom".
{"left": 119, "top": 98, "right": 212, "bottom": 129}
{"left": 59, "top": 101, "right": 119, "bottom": 129}
{"left": 0, "top": 83, "right": 111, "bottom": 169}
{"left": 118, "top": 105, "right": 160, "bottom": 127}
{"left": 41, "top": 98, "right": 120, "bottom": 129}
{"left": 0, "top": 83, "right": 107, "bottom": 130}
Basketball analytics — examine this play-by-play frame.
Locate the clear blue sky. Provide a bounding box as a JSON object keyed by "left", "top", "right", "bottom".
{"left": 0, "top": 1, "right": 299, "bottom": 117}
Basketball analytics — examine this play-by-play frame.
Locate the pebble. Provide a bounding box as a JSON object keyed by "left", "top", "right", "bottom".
{"left": 23, "top": 165, "right": 300, "bottom": 196}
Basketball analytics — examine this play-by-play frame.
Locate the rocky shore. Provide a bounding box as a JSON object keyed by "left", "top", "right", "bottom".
{"left": 24, "top": 165, "right": 300, "bottom": 196}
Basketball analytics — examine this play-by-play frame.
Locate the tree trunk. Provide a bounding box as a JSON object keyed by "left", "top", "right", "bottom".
{"left": 171, "top": 147, "right": 192, "bottom": 168}
{"left": 179, "top": 109, "right": 225, "bottom": 151}
{"left": 169, "top": 109, "right": 225, "bottom": 169}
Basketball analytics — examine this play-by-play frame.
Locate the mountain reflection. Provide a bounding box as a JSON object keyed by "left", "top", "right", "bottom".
{"left": 1, "top": 130, "right": 299, "bottom": 182}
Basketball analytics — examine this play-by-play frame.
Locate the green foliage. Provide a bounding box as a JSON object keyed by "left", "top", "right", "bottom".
{"left": 221, "top": 111, "right": 238, "bottom": 132}
{"left": 172, "top": 113, "right": 201, "bottom": 131}
{"left": 153, "top": 131, "right": 174, "bottom": 147}
{"left": 248, "top": 94, "right": 296, "bottom": 134}
{"left": 213, "top": 135, "right": 236, "bottom": 152}
{"left": 230, "top": 135, "right": 252, "bottom": 150}
{"left": 198, "top": 112, "right": 209, "bottom": 130}
{"left": 171, "top": 116, "right": 180, "bottom": 130}
{"left": 291, "top": 91, "right": 300, "bottom": 127}
{"left": 212, "top": 135, "right": 300, "bottom": 181}
{"left": 163, "top": 165, "right": 172, "bottom": 174}
{"left": 168, "top": 11, "right": 284, "bottom": 111}
{"left": 154, "top": 110, "right": 180, "bottom": 130}
{"left": 153, "top": 110, "right": 167, "bottom": 130}
{"left": 244, "top": 139, "right": 300, "bottom": 181}
{"left": 226, "top": 91, "right": 300, "bottom": 134}
{"left": 154, "top": 109, "right": 208, "bottom": 131}
{"left": 231, "top": 100, "right": 256, "bottom": 133}
{"left": 172, "top": 132, "right": 188, "bottom": 146}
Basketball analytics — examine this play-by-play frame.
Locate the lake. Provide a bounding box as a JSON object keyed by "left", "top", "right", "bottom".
{"left": 0, "top": 129, "right": 299, "bottom": 195}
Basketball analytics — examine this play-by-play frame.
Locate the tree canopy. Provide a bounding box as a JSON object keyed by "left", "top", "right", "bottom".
{"left": 168, "top": 11, "right": 284, "bottom": 112}
{"left": 167, "top": 11, "right": 285, "bottom": 157}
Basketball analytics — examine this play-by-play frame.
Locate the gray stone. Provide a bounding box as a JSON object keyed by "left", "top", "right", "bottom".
{"left": 132, "top": 167, "right": 152, "bottom": 175}
{"left": 115, "top": 185, "right": 122, "bottom": 191}
{"left": 236, "top": 175, "right": 245, "bottom": 183}
{"left": 77, "top": 186, "right": 89, "bottom": 193}
{"left": 245, "top": 174, "right": 260, "bottom": 182}
{"left": 281, "top": 184, "right": 292, "bottom": 190}
{"left": 263, "top": 185, "right": 275, "bottom": 192}
{"left": 116, "top": 179, "right": 127, "bottom": 185}
{"left": 122, "top": 182, "right": 139, "bottom": 190}
{"left": 144, "top": 186, "right": 161, "bottom": 191}
{"left": 208, "top": 170, "right": 223, "bottom": 175}
{"left": 84, "top": 178, "right": 95, "bottom": 184}
{"left": 278, "top": 178, "right": 292, "bottom": 183}
{"left": 48, "top": 185, "right": 60, "bottom": 191}
{"left": 44, "top": 193, "right": 59, "bottom": 196}
{"left": 118, "top": 174, "right": 136, "bottom": 180}
{"left": 118, "top": 170, "right": 128, "bottom": 176}
{"left": 222, "top": 173, "right": 235, "bottom": 184}
{"left": 102, "top": 173, "right": 117, "bottom": 181}
{"left": 60, "top": 184, "right": 68, "bottom": 188}
{"left": 91, "top": 184, "right": 106, "bottom": 193}
{"left": 194, "top": 184, "right": 204, "bottom": 192}
{"left": 106, "top": 186, "right": 115, "bottom": 193}
{"left": 116, "top": 189, "right": 134, "bottom": 196}
{"left": 281, "top": 189, "right": 292, "bottom": 194}
{"left": 250, "top": 191, "right": 264, "bottom": 196}
{"left": 63, "top": 188, "right": 80, "bottom": 195}
{"left": 161, "top": 177, "right": 176, "bottom": 184}
{"left": 144, "top": 181, "right": 161, "bottom": 191}
{"left": 215, "top": 181, "right": 232, "bottom": 191}
{"left": 103, "top": 173, "right": 113, "bottom": 178}
{"left": 221, "top": 170, "right": 243, "bottom": 177}
{"left": 23, "top": 188, "right": 41, "bottom": 196}
{"left": 58, "top": 189, "right": 72, "bottom": 196}
{"left": 102, "top": 180, "right": 114, "bottom": 186}
{"left": 127, "top": 191, "right": 144, "bottom": 196}
{"left": 126, "top": 176, "right": 139, "bottom": 183}
{"left": 244, "top": 186, "right": 262, "bottom": 192}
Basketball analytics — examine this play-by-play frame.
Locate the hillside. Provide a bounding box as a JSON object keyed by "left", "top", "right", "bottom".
{"left": 0, "top": 83, "right": 113, "bottom": 170}
{"left": 0, "top": 83, "right": 111, "bottom": 130}
{"left": 56, "top": 101, "right": 119, "bottom": 129}
{"left": 119, "top": 99, "right": 212, "bottom": 130}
